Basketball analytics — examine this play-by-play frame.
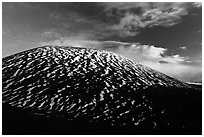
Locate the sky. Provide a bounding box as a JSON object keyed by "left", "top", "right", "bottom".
{"left": 2, "top": 2, "right": 202, "bottom": 83}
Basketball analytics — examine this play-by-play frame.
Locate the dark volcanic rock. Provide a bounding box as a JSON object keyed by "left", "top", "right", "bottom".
{"left": 2, "top": 45, "right": 201, "bottom": 135}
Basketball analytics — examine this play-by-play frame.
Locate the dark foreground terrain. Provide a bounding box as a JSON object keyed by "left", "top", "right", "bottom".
{"left": 2, "top": 46, "right": 202, "bottom": 135}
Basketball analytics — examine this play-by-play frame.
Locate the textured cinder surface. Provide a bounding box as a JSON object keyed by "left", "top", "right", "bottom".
{"left": 2, "top": 46, "right": 201, "bottom": 134}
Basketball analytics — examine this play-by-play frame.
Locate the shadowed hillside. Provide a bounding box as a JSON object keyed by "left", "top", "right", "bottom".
{"left": 2, "top": 46, "right": 202, "bottom": 135}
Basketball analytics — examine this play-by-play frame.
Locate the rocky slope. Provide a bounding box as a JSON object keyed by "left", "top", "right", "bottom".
{"left": 2, "top": 45, "right": 201, "bottom": 134}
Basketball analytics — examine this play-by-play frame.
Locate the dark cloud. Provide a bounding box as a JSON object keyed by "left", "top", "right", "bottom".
{"left": 99, "top": 2, "right": 199, "bottom": 37}
{"left": 159, "top": 60, "right": 169, "bottom": 64}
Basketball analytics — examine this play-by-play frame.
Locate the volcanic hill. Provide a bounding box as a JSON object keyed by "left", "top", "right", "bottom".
{"left": 2, "top": 45, "right": 202, "bottom": 135}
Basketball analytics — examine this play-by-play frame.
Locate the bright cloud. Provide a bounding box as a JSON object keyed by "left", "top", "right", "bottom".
{"left": 116, "top": 44, "right": 187, "bottom": 64}
{"left": 115, "top": 43, "right": 200, "bottom": 82}
{"left": 179, "top": 46, "right": 187, "bottom": 50}
{"left": 141, "top": 61, "right": 202, "bottom": 82}
{"left": 40, "top": 36, "right": 100, "bottom": 48}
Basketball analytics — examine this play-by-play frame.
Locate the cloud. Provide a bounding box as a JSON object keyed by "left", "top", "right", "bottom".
{"left": 40, "top": 35, "right": 130, "bottom": 51}
{"left": 117, "top": 44, "right": 188, "bottom": 64}
{"left": 49, "top": 12, "right": 64, "bottom": 21}
{"left": 179, "top": 46, "right": 187, "bottom": 50}
{"left": 141, "top": 6, "right": 187, "bottom": 27}
{"left": 140, "top": 60, "right": 202, "bottom": 82}
{"left": 40, "top": 33, "right": 99, "bottom": 47}
{"left": 115, "top": 44, "right": 200, "bottom": 82}
{"left": 41, "top": 29, "right": 62, "bottom": 41}
{"left": 107, "top": 13, "right": 143, "bottom": 36}
{"left": 49, "top": 10, "right": 92, "bottom": 24}
{"left": 100, "top": 2, "right": 151, "bottom": 13}
{"left": 198, "top": 30, "right": 202, "bottom": 33}
{"left": 101, "top": 2, "right": 196, "bottom": 37}
{"left": 192, "top": 2, "right": 202, "bottom": 8}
